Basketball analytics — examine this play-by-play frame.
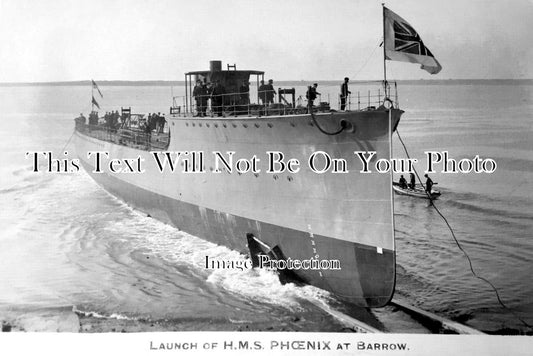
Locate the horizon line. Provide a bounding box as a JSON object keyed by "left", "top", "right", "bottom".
{"left": 0, "top": 78, "right": 532, "bottom": 86}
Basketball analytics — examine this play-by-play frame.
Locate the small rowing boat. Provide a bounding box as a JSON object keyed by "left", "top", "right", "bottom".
{"left": 393, "top": 182, "right": 441, "bottom": 200}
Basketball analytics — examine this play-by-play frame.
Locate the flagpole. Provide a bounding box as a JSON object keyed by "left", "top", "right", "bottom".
{"left": 91, "top": 80, "right": 94, "bottom": 111}
{"left": 382, "top": 3, "right": 387, "bottom": 98}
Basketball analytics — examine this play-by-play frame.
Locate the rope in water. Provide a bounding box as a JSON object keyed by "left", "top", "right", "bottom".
{"left": 395, "top": 129, "right": 531, "bottom": 330}
{"left": 60, "top": 130, "right": 76, "bottom": 155}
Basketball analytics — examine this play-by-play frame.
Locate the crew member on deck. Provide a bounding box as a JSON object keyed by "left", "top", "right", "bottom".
{"left": 193, "top": 80, "right": 208, "bottom": 117}
{"left": 104, "top": 112, "right": 111, "bottom": 127}
{"left": 211, "top": 80, "right": 226, "bottom": 117}
{"left": 155, "top": 112, "right": 162, "bottom": 133}
{"left": 143, "top": 116, "right": 152, "bottom": 134}
{"left": 114, "top": 110, "right": 120, "bottom": 128}
{"left": 399, "top": 175, "right": 407, "bottom": 189}
{"left": 89, "top": 111, "right": 98, "bottom": 125}
{"left": 265, "top": 79, "right": 276, "bottom": 104}
{"left": 258, "top": 80, "right": 267, "bottom": 105}
{"left": 239, "top": 80, "right": 250, "bottom": 115}
{"left": 340, "top": 77, "right": 351, "bottom": 111}
{"left": 424, "top": 174, "right": 434, "bottom": 193}
{"left": 205, "top": 82, "right": 213, "bottom": 114}
{"left": 239, "top": 80, "right": 250, "bottom": 105}
{"left": 75, "top": 113, "right": 86, "bottom": 125}
{"left": 306, "top": 83, "right": 320, "bottom": 111}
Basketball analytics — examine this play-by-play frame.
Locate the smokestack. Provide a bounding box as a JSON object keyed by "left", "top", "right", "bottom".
{"left": 210, "top": 60, "right": 222, "bottom": 72}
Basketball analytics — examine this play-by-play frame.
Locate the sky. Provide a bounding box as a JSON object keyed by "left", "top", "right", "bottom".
{"left": 0, "top": 0, "right": 531, "bottom": 82}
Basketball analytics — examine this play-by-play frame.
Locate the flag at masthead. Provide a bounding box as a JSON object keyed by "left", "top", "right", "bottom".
{"left": 383, "top": 6, "right": 442, "bottom": 75}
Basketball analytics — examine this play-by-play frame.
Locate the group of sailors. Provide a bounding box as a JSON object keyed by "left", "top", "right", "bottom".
{"left": 142, "top": 113, "right": 166, "bottom": 134}
{"left": 75, "top": 111, "right": 99, "bottom": 126}
{"left": 103, "top": 110, "right": 122, "bottom": 128}
{"left": 75, "top": 110, "right": 166, "bottom": 134}
{"left": 192, "top": 78, "right": 319, "bottom": 116}
{"left": 258, "top": 79, "right": 276, "bottom": 105}
{"left": 398, "top": 173, "right": 435, "bottom": 193}
{"left": 76, "top": 110, "right": 127, "bottom": 128}
{"left": 192, "top": 76, "right": 355, "bottom": 116}
{"left": 193, "top": 79, "right": 253, "bottom": 117}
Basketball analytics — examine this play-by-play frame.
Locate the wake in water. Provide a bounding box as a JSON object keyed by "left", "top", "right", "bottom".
{"left": 1, "top": 167, "right": 348, "bottom": 332}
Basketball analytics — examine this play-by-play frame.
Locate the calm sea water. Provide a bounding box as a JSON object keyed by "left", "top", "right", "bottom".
{"left": 0, "top": 82, "right": 531, "bottom": 333}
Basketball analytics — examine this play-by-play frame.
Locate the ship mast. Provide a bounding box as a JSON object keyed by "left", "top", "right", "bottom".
{"left": 382, "top": 3, "right": 388, "bottom": 99}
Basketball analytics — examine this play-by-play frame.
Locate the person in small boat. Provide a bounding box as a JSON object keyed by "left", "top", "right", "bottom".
{"left": 398, "top": 175, "right": 408, "bottom": 189}
{"left": 409, "top": 172, "right": 416, "bottom": 189}
{"left": 424, "top": 174, "right": 434, "bottom": 193}
{"left": 340, "top": 77, "right": 351, "bottom": 111}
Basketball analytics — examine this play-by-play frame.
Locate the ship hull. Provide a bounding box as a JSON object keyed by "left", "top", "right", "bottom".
{"left": 75, "top": 109, "right": 402, "bottom": 307}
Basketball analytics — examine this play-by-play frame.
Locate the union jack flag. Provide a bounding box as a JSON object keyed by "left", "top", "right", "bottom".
{"left": 384, "top": 7, "right": 442, "bottom": 74}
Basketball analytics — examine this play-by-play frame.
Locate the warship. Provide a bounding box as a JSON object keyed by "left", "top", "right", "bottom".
{"left": 74, "top": 6, "right": 441, "bottom": 308}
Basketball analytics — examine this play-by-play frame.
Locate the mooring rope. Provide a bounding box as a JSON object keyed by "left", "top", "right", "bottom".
{"left": 60, "top": 130, "right": 76, "bottom": 155}
{"left": 308, "top": 105, "right": 346, "bottom": 135}
{"left": 395, "top": 129, "right": 532, "bottom": 330}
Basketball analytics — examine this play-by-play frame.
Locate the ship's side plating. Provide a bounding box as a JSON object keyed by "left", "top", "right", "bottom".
{"left": 75, "top": 108, "right": 402, "bottom": 307}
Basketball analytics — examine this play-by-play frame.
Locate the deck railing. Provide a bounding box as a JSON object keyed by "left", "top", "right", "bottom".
{"left": 75, "top": 121, "right": 170, "bottom": 151}
{"left": 170, "top": 81, "right": 399, "bottom": 117}
{"left": 173, "top": 91, "right": 308, "bottom": 117}
{"left": 338, "top": 81, "right": 399, "bottom": 111}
